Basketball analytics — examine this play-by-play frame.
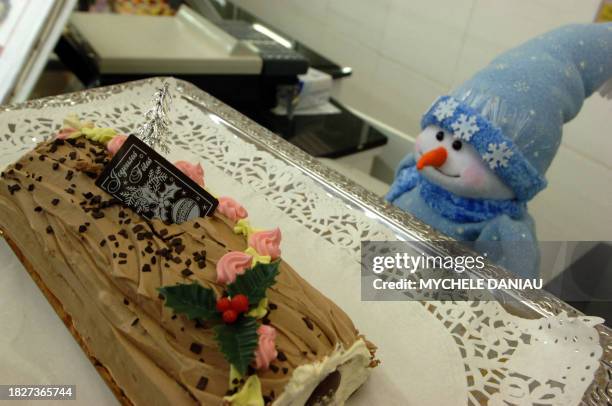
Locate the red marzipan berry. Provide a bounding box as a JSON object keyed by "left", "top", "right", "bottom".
{"left": 222, "top": 309, "right": 238, "bottom": 324}
{"left": 230, "top": 294, "right": 249, "bottom": 314}
{"left": 216, "top": 297, "right": 231, "bottom": 313}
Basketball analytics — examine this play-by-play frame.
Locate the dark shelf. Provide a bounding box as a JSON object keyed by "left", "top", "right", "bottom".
{"left": 253, "top": 100, "right": 386, "bottom": 158}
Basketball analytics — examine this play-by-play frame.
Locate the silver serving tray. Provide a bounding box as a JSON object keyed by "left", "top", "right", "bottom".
{"left": 1, "top": 77, "right": 609, "bottom": 404}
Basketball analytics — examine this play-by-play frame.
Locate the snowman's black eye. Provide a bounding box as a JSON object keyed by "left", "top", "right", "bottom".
{"left": 452, "top": 140, "right": 463, "bottom": 151}
{"left": 435, "top": 131, "right": 444, "bottom": 141}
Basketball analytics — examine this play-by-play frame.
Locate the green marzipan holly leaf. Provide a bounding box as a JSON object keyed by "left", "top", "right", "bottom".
{"left": 214, "top": 316, "right": 259, "bottom": 375}
{"left": 158, "top": 283, "right": 218, "bottom": 321}
{"left": 227, "top": 261, "right": 280, "bottom": 305}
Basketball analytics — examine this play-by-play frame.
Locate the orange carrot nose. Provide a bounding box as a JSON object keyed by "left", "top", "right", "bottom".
{"left": 417, "top": 147, "right": 447, "bottom": 170}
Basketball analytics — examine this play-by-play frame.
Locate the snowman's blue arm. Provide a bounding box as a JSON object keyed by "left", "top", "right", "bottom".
{"left": 385, "top": 153, "right": 419, "bottom": 203}
{"left": 474, "top": 214, "right": 540, "bottom": 279}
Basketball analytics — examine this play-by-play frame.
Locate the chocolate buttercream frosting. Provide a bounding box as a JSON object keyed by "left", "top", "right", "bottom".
{"left": 0, "top": 136, "right": 376, "bottom": 405}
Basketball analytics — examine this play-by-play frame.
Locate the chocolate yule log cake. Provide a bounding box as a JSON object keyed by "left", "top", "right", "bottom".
{"left": 0, "top": 116, "right": 377, "bottom": 405}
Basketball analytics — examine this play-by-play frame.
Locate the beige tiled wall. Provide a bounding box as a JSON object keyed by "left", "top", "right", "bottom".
{"left": 232, "top": 0, "right": 612, "bottom": 241}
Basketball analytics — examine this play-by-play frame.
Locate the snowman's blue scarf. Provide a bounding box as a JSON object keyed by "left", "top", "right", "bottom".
{"left": 418, "top": 175, "right": 526, "bottom": 223}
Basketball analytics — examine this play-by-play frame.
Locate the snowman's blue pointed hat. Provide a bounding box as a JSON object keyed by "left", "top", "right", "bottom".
{"left": 422, "top": 23, "right": 612, "bottom": 202}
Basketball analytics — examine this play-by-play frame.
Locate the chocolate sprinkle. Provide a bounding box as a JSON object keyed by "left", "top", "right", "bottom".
{"left": 195, "top": 377, "right": 208, "bottom": 391}
{"left": 131, "top": 318, "right": 139, "bottom": 326}
{"left": 302, "top": 317, "right": 314, "bottom": 330}
{"left": 65, "top": 170, "right": 74, "bottom": 181}
{"left": 27, "top": 184, "right": 34, "bottom": 191}
{"left": 277, "top": 351, "right": 287, "bottom": 361}
{"left": 34, "top": 206, "right": 42, "bottom": 212}
{"left": 78, "top": 225, "right": 87, "bottom": 233}
{"left": 52, "top": 162, "right": 59, "bottom": 170}
{"left": 181, "top": 269, "right": 193, "bottom": 277}
{"left": 189, "top": 342, "right": 203, "bottom": 354}
{"left": 118, "top": 260, "right": 127, "bottom": 265}
{"left": 46, "top": 225, "right": 53, "bottom": 234}
{"left": 8, "top": 184, "right": 21, "bottom": 194}
{"left": 132, "top": 224, "right": 144, "bottom": 233}
{"left": 51, "top": 198, "right": 59, "bottom": 206}
{"left": 92, "top": 211, "right": 105, "bottom": 219}
{"left": 141, "top": 264, "right": 151, "bottom": 273}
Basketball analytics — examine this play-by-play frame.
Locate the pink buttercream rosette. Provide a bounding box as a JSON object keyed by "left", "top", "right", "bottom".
{"left": 254, "top": 325, "right": 278, "bottom": 370}
{"left": 107, "top": 134, "right": 128, "bottom": 155}
{"left": 248, "top": 228, "right": 282, "bottom": 259}
{"left": 56, "top": 127, "right": 78, "bottom": 140}
{"left": 216, "top": 251, "right": 253, "bottom": 284}
{"left": 174, "top": 160, "right": 205, "bottom": 187}
{"left": 217, "top": 196, "right": 248, "bottom": 222}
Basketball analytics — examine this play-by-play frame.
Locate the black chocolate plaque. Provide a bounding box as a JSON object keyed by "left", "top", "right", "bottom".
{"left": 96, "top": 135, "right": 218, "bottom": 223}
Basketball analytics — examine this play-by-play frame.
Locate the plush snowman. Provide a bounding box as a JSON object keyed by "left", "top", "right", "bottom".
{"left": 387, "top": 23, "right": 612, "bottom": 278}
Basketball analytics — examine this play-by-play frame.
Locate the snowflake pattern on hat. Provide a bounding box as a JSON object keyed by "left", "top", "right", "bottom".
{"left": 451, "top": 114, "right": 479, "bottom": 141}
{"left": 432, "top": 98, "right": 459, "bottom": 121}
{"left": 483, "top": 142, "right": 513, "bottom": 169}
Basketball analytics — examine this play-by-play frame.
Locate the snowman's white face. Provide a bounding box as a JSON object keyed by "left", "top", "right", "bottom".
{"left": 415, "top": 125, "right": 515, "bottom": 200}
